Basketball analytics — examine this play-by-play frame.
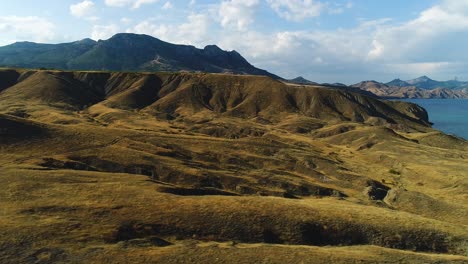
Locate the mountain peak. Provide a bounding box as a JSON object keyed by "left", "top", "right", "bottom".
{"left": 405, "top": 75, "right": 437, "bottom": 88}
{"left": 418, "top": 75, "right": 432, "bottom": 81}
{"left": 288, "top": 76, "right": 317, "bottom": 85}
{"left": 107, "top": 33, "right": 157, "bottom": 41}
{"left": 292, "top": 76, "right": 309, "bottom": 82}
{"left": 203, "top": 45, "right": 225, "bottom": 56}
{"left": 75, "top": 38, "right": 96, "bottom": 45}
{"left": 110, "top": 32, "right": 147, "bottom": 38}
{"left": 204, "top": 44, "right": 222, "bottom": 51}
{"left": 409, "top": 75, "right": 433, "bottom": 83}
{"left": 386, "top": 78, "right": 410, "bottom": 87}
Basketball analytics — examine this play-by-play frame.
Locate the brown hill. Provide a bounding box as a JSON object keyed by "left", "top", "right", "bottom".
{"left": 0, "top": 69, "right": 467, "bottom": 263}
{"left": 0, "top": 70, "right": 430, "bottom": 127}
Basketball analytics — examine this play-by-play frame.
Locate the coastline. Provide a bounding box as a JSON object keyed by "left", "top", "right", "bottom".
{"left": 391, "top": 98, "right": 468, "bottom": 140}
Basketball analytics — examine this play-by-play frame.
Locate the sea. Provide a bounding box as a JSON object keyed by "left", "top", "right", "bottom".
{"left": 396, "top": 99, "right": 468, "bottom": 140}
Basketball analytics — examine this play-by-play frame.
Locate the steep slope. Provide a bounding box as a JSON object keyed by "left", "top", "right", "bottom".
{"left": 0, "top": 33, "right": 280, "bottom": 79}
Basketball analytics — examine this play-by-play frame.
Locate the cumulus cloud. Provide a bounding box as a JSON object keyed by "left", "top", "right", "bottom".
{"left": 162, "top": 1, "right": 173, "bottom": 10}
{"left": 357, "top": 0, "right": 468, "bottom": 69}
{"left": 328, "top": 1, "right": 354, "bottom": 14}
{"left": 267, "top": 0, "right": 324, "bottom": 21}
{"left": 70, "top": 1, "right": 95, "bottom": 18}
{"left": 219, "top": 0, "right": 260, "bottom": 31}
{"left": 121, "top": 17, "right": 132, "bottom": 24}
{"left": 0, "top": 16, "right": 56, "bottom": 45}
{"left": 99, "top": 0, "right": 468, "bottom": 82}
{"left": 104, "top": 0, "right": 128, "bottom": 6}
{"left": 129, "top": 13, "right": 212, "bottom": 45}
{"left": 91, "top": 24, "right": 120, "bottom": 40}
{"left": 104, "top": 0, "right": 159, "bottom": 9}
{"left": 266, "top": 1, "right": 354, "bottom": 21}
{"left": 217, "top": 0, "right": 468, "bottom": 82}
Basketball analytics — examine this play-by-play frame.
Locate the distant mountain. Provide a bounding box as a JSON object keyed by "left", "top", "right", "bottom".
{"left": 406, "top": 76, "right": 433, "bottom": 85}
{"left": 386, "top": 79, "right": 410, "bottom": 87}
{"left": 405, "top": 76, "right": 441, "bottom": 89}
{"left": 352, "top": 80, "right": 468, "bottom": 99}
{"left": 288, "top": 76, "right": 317, "bottom": 85}
{"left": 403, "top": 76, "right": 468, "bottom": 90}
{"left": 321, "top": 82, "right": 348, "bottom": 87}
{"left": 286, "top": 77, "right": 348, "bottom": 88}
{"left": 0, "top": 33, "right": 280, "bottom": 79}
{"left": 329, "top": 83, "right": 347, "bottom": 87}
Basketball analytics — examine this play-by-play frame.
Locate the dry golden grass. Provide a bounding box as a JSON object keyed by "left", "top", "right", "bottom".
{"left": 0, "top": 69, "right": 467, "bottom": 263}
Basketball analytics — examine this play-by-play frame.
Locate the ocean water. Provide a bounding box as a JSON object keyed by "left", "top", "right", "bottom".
{"left": 397, "top": 99, "right": 468, "bottom": 140}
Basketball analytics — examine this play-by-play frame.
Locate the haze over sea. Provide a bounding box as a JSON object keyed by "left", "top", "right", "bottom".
{"left": 400, "top": 99, "right": 468, "bottom": 140}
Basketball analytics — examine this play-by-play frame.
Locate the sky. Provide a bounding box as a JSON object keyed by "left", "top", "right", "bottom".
{"left": 0, "top": 0, "right": 467, "bottom": 84}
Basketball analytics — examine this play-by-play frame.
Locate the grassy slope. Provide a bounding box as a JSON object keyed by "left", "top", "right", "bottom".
{"left": 0, "top": 69, "right": 467, "bottom": 263}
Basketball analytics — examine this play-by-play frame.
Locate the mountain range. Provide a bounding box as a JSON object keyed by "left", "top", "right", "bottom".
{"left": 286, "top": 75, "right": 468, "bottom": 99}
{"left": 352, "top": 78, "right": 468, "bottom": 99}
{"left": 0, "top": 33, "right": 279, "bottom": 79}
{"left": 386, "top": 76, "right": 468, "bottom": 90}
{"left": 1, "top": 33, "right": 467, "bottom": 99}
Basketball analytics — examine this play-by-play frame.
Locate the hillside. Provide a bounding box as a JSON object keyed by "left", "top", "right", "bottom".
{"left": 0, "top": 69, "right": 467, "bottom": 263}
{"left": 0, "top": 33, "right": 280, "bottom": 79}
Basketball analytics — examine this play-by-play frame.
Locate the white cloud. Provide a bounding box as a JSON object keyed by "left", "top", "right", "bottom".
{"left": 367, "top": 39, "right": 384, "bottom": 59}
{"left": 0, "top": 16, "right": 56, "bottom": 45}
{"left": 385, "top": 62, "right": 453, "bottom": 76}
{"left": 133, "top": 0, "right": 159, "bottom": 8}
{"left": 91, "top": 24, "right": 120, "bottom": 40}
{"left": 130, "top": 13, "right": 212, "bottom": 45}
{"left": 121, "top": 17, "right": 132, "bottom": 24}
{"left": 104, "top": 0, "right": 159, "bottom": 9}
{"left": 267, "top": 0, "right": 324, "bottom": 21}
{"left": 70, "top": 1, "right": 95, "bottom": 18}
{"left": 98, "top": 0, "right": 468, "bottom": 83}
{"left": 267, "top": 0, "right": 353, "bottom": 21}
{"left": 224, "top": 0, "right": 468, "bottom": 82}
{"left": 219, "top": 0, "right": 260, "bottom": 31}
{"left": 364, "top": 0, "right": 468, "bottom": 63}
{"left": 104, "top": 0, "right": 128, "bottom": 6}
{"left": 328, "top": 1, "right": 353, "bottom": 15}
{"left": 162, "top": 1, "right": 173, "bottom": 10}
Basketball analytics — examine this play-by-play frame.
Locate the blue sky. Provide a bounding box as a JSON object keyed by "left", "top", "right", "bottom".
{"left": 0, "top": 0, "right": 466, "bottom": 84}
